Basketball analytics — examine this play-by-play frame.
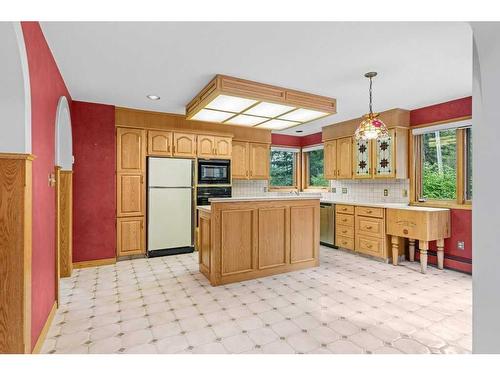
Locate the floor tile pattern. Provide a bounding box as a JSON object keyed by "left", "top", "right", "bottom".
{"left": 42, "top": 247, "right": 472, "bottom": 354}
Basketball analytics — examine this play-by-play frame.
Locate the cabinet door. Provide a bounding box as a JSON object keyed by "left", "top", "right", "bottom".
{"left": 148, "top": 130, "right": 172, "bottom": 156}
{"left": 214, "top": 136, "right": 232, "bottom": 159}
{"left": 249, "top": 143, "right": 270, "bottom": 180}
{"left": 117, "top": 217, "right": 144, "bottom": 256}
{"left": 353, "top": 138, "right": 372, "bottom": 179}
{"left": 336, "top": 137, "right": 353, "bottom": 179}
{"left": 324, "top": 140, "right": 337, "bottom": 180}
{"left": 232, "top": 141, "right": 249, "bottom": 179}
{"left": 197, "top": 135, "right": 215, "bottom": 158}
{"left": 374, "top": 129, "right": 396, "bottom": 178}
{"left": 117, "top": 174, "right": 144, "bottom": 217}
{"left": 173, "top": 132, "right": 197, "bottom": 158}
{"left": 117, "top": 128, "right": 145, "bottom": 173}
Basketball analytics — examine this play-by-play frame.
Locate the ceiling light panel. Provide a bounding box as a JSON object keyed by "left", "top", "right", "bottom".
{"left": 244, "top": 102, "right": 296, "bottom": 118}
{"left": 191, "top": 109, "right": 235, "bottom": 122}
{"left": 225, "top": 114, "right": 268, "bottom": 126}
{"left": 206, "top": 94, "right": 257, "bottom": 113}
{"left": 256, "top": 119, "right": 300, "bottom": 130}
{"left": 279, "top": 108, "right": 328, "bottom": 122}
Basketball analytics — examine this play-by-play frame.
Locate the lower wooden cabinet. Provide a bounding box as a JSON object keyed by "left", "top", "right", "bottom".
{"left": 335, "top": 205, "right": 355, "bottom": 250}
{"left": 117, "top": 217, "right": 145, "bottom": 256}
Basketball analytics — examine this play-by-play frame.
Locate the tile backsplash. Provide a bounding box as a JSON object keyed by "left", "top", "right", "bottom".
{"left": 232, "top": 180, "right": 268, "bottom": 197}
{"left": 328, "top": 179, "right": 410, "bottom": 203}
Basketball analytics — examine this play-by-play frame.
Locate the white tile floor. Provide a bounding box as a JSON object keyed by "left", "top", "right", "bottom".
{"left": 41, "top": 247, "right": 472, "bottom": 354}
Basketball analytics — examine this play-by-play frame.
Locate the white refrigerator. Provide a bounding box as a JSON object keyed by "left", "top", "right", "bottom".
{"left": 147, "top": 157, "right": 194, "bottom": 257}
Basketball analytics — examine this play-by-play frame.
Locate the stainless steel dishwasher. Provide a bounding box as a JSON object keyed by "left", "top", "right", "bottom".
{"left": 320, "top": 202, "right": 336, "bottom": 247}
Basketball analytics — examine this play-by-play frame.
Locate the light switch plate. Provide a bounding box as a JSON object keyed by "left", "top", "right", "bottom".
{"left": 332, "top": 188, "right": 336, "bottom": 193}
{"left": 457, "top": 241, "right": 465, "bottom": 250}
{"left": 342, "top": 188, "right": 347, "bottom": 194}
{"left": 383, "top": 189, "right": 389, "bottom": 197}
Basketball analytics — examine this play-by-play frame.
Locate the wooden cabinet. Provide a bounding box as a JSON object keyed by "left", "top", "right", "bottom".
{"left": 214, "top": 136, "right": 232, "bottom": 158}
{"left": 173, "top": 132, "right": 197, "bottom": 158}
{"left": 249, "top": 143, "right": 270, "bottom": 180}
{"left": 324, "top": 140, "right": 337, "bottom": 180}
{"left": 335, "top": 204, "right": 355, "bottom": 250}
{"left": 117, "top": 217, "right": 144, "bottom": 256}
{"left": 232, "top": 141, "right": 250, "bottom": 179}
{"left": 323, "top": 137, "right": 352, "bottom": 180}
{"left": 336, "top": 137, "right": 352, "bottom": 179}
{"left": 197, "top": 135, "right": 232, "bottom": 159}
{"left": 117, "top": 174, "right": 144, "bottom": 217}
{"left": 232, "top": 141, "right": 269, "bottom": 180}
{"left": 117, "top": 128, "right": 145, "bottom": 173}
{"left": 148, "top": 130, "right": 172, "bottom": 156}
{"left": 353, "top": 138, "right": 372, "bottom": 179}
{"left": 197, "top": 135, "right": 216, "bottom": 159}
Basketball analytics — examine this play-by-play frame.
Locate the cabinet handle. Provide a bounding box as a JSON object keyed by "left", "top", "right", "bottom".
{"left": 366, "top": 225, "right": 373, "bottom": 230}
{"left": 366, "top": 210, "right": 372, "bottom": 213}
{"left": 173, "top": 145, "right": 176, "bottom": 153}
{"left": 250, "top": 170, "right": 253, "bottom": 176}
{"left": 342, "top": 219, "right": 347, "bottom": 222}
{"left": 342, "top": 208, "right": 347, "bottom": 211}
{"left": 140, "top": 175, "right": 144, "bottom": 184}
{"left": 167, "top": 145, "right": 170, "bottom": 153}
{"left": 246, "top": 170, "right": 249, "bottom": 176}
{"left": 342, "top": 230, "right": 347, "bottom": 234}
{"left": 366, "top": 244, "right": 373, "bottom": 249}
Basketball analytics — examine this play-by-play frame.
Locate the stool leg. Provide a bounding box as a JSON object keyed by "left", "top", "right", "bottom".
{"left": 419, "top": 240, "right": 429, "bottom": 274}
{"left": 408, "top": 239, "right": 416, "bottom": 262}
{"left": 391, "top": 235, "right": 399, "bottom": 266}
{"left": 436, "top": 238, "right": 445, "bottom": 270}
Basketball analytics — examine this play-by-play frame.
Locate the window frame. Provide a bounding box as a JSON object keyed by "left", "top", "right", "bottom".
{"left": 268, "top": 147, "right": 300, "bottom": 191}
{"left": 410, "top": 118, "right": 472, "bottom": 210}
{"left": 302, "top": 145, "right": 329, "bottom": 191}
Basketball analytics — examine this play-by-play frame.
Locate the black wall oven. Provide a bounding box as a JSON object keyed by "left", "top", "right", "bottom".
{"left": 197, "top": 159, "right": 231, "bottom": 185}
{"left": 196, "top": 186, "right": 232, "bottom": 206}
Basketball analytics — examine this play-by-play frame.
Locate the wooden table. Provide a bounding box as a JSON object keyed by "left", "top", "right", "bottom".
{"left": 386, "top": 207, "right": 450, "bottom": 273}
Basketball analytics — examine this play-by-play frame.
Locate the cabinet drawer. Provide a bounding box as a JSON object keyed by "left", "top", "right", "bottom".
{"left": 336, "top": 205, "right": 354, "bottom": 215}
{"left": 336, "top": 213, "right": 354, "bottom": 227}
{"left": 336, "top": 224, "right": 354, "bottom": 238}
{"left": 356, "top": 235, "right": 384, "bottom": 258}
{"left": 355, "top": 206, "right": 384, "bottom": 218}
{"left": 336, "top": 235, "right": 354, "bottom": 250}
{"left": 356, "top": 216, "right": 384, "bottom": 238}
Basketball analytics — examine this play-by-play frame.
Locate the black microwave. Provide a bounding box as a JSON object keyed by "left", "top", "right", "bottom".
{"left": 197, "top": 159, "right": 231, "bottom": 185}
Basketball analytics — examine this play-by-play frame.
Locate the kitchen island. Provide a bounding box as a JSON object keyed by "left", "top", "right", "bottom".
{"left": 197, "top": 196, "right": 320, "bottom": 286}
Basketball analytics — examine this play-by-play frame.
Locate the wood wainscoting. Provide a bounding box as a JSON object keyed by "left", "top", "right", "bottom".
{"left": 59, "top": 170, "right": 73, "bottom": 278}
{"left": 0, "top": 153, "right": 33, "bottom": 353}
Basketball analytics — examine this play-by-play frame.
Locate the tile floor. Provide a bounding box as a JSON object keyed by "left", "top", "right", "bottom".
{"left": 41, "top": 247, "right": 472, "bottom": 354}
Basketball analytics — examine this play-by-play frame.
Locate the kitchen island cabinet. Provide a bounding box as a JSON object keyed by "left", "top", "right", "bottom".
{"left": 197, "top": 197, "right": 320, "bottom": 286}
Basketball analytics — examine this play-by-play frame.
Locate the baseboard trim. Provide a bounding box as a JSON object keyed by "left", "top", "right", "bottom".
{"left": 73, "top": 257, "right": 116, "bottom": 269}
{"left": 32, "top": 301, "right": 57, "bottom": 354}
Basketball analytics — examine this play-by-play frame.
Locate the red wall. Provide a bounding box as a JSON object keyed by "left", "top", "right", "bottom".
{"left": 271, "top": 132, "right": 322, "bottom": 147}
{"left": 71, "top": 101, "right": 116, "bottom": 262}
{"left": 21, "top": 22, "right": 72, "bottom": 349}
{"left": 410, "top": 96, "right": 473, "bottom": 273}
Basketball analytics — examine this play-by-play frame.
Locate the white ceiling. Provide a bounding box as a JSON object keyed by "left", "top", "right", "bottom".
{"left": 41, "top": 22, "right": 472, "bottom": 135}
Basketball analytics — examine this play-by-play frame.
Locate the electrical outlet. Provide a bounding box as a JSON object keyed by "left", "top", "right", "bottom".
{"left": 457, "top": 241, "right": 465, "bottom": 250}
{"left": 402, "top": 189, "right": 408, "bottom": 197}
{"left": 342, "top": 188, "right": 347, "bottom": 194}
{"left": 383, "top": 189, "right": 389, "bottom": 197}
{"left": 332, "top": 188, "right": 336, "bottom": 193}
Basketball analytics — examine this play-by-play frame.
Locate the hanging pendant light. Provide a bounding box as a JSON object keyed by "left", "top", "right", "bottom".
{"left": 355, "top": 72, "right": 389, "bottom": 140}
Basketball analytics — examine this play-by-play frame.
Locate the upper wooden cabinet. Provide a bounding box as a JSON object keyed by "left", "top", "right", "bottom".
{"left": 336, "top": 137, "right": 353, "bottom": 179}
{"left": 214, "top": 136, "right": 232, "bottom": 159}
{"left": 232, "top": 141, "right": 250, "bottom": 179}
{"left": 249, "top": 143, "right": 270, "bottom": 180}
{"left": 197, "top": 135, "right": 216, "bottom": 159}
{"left": 148, "top": 130, "right": 172, "bottom": 156}
{"left": 117, "top": 128, "right": 145, "bottom": 173}
{"left": 324, "top": 140, "right": 337, "bottom": 180}
{"left": 173, "top": 132, "right": 197, "bottom": 158}
{"left": 232, "top": 141, "right": 269, "bottom": 180}
{"left": 197, "top": 135, "right": 232, "bottom": 159}
{"left": 353, "top": 138, "right": 372, "bottom": 179}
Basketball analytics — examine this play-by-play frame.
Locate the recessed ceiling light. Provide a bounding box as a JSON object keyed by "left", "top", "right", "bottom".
{"left": 147, "top": 95, "right": 160, "bottom": 100}
{"left": 296, "top": 130, "right": 303, "bottom": 133}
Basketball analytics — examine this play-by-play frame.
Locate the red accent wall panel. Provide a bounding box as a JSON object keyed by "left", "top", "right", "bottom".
{"left": 300, "top": 132, "right": 322, "bottom": 147}
{"left": 271, "top": 134, "right": 302, "bottom": 147}
{"left": 410, "top": 96, "right": 472, "bottom": 126}
{"left": 21, "top": 22, "right": 72, "bottom": 349}
{"left": 71, "top": 101, "right": 116, "bottom": 263}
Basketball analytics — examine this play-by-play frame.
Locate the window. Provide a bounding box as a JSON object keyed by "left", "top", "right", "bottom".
{"left": 465, "top": 127, "right": 472, "bottom": 201}
{"left": 303, "top": 147, "right": 329, "bottom": 189}
{"left": 413, "top": 121, "right": 472, "bottom": 207}
{"left": 269, "top": 148, "right": 298, "bottom": 188}
{"left": 421, "top": 129, "right": 457, "bottom": 200}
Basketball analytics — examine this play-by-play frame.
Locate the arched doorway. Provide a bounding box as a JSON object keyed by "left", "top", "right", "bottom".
{"left": 54, "top": 96, "right": 73, "bottom": 306}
